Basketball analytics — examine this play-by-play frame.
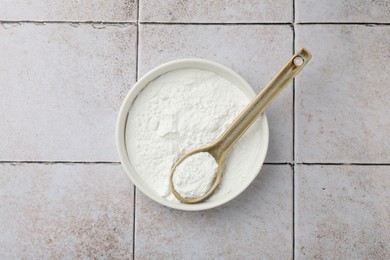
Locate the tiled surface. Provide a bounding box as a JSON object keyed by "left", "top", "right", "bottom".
{"left": 297, "top": 0, "right": 390, "bottom": 23}
{"left": 135, "top": 165, "right": 292, "bottom": 259}
{"left": 0, "top": 0, "right": 137, "bottom": 21}
{"left": 1, "top": 0, "right": 390, "bottom": 259}
{"left": 0, "top": 24, "right": 136, "bottom": 161}
{"left": 296, "top": 25, "right": 390, "bottom": 163}
{"left": 296, "top": 165, "right": 390, "bottom": 259}
{"left": 139, "top": 24, "right": 293, "bottom": 163}
{"left": 140, "top": 0, "right": 292, "bottom": 23}
{"left": 0, "top": 164, "right": 134, "bottom": 259}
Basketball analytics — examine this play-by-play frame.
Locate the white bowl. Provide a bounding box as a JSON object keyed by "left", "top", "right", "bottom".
{"left": 116, "top": 59, "right": 269, "bottom": 211}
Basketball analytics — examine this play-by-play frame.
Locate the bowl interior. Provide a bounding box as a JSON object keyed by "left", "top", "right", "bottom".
{"left": 116, "top": 58, "right": 269, "bottom": 211}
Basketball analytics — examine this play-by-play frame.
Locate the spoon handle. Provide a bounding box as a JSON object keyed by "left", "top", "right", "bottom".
{"left": 214, "top": 48, "right": 312, "bottom": 157}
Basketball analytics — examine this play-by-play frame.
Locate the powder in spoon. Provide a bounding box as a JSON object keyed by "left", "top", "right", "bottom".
{"left": 172, "top": 152, "right": 218, "bottom": 198}
{"left": 126, "top": 68, "right": 263, "bottom": 202}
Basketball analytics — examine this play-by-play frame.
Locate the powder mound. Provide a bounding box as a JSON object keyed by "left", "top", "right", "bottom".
{"left": 126, "top": 68, "right": 263, "bottom": 202}
{"left": 172, "top": 152, "right": 218, "bottom": 199}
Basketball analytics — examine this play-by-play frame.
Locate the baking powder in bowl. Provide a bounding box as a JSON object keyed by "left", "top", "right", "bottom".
{"left": 126, "top": 68, "right": 263, "bottom": 202}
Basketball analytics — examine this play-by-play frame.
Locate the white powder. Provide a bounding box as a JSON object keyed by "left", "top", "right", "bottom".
{"left": 126, "top": 68, "right": 263, "bottom": 202}
{"left": 172, "top": 152, "right": 218, "bottom": 198}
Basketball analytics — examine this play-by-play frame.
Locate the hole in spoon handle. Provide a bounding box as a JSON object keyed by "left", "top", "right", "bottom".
{"left": 293, "top": 56, "right": 304, "bottom": 66}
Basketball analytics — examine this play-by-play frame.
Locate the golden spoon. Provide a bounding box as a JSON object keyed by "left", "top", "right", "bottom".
{"left": 170, "top": 48, "right": 312, "bottom": 203}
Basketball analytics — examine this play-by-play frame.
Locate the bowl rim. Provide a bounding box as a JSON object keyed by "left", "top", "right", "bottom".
{"left": 116, "top": 58, "right": 269, "bottom": 211}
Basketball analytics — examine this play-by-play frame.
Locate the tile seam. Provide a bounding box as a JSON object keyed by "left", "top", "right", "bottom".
{"left": 292, "top": 0, "right": 296, "bottom": 258}
{"left": 0, "top": 161, "right": 121, "bottom": 164}
{"left": 1, "top": 21, "right": 388, "bottom": 25}
{"left": 3, "top": 161, "right": 389, "bottom": 166}
{"left": 297, "top": 162, "right": 390, "bottom": 166}
{"left": 297, "top": 22, "right": 390, "bottom": 25}
{"left": 0, "top": 20, "right": 136, "bottom": 24}
{"left": 0, "top": 20, "right": 293, "bottom": 25}
{"left": 0, "top": 161, "right": 297, "bottom": 165}
{"left": 133, "top": 0, "right": 140, "bottom": 259}
{"left": 140, "top": 22, "right": 293, "bottom": 25}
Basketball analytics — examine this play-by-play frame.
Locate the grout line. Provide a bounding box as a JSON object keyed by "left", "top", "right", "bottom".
{"left": 297, "top": 162, "right": 390, "bottom": 166}
{"left": 292, "top": 31, "right": 296, "bottom": 260}
{"left": 264, "top": 162, "right": 293, "bottom": 165}
{"left": 1, "top": 20, "right": 388, "bottom": 26}
{"left": 297, "top": 22, "right": 390, "bottom": 26}
{"left": 0, "top": 161, "right": 120, "bottom": 164}
{"left": 133, "top": 1, "right": 140, "bottom": 259}
{"left": 292, "top": 30, "right": 296, "bottom": 163}
{"left": 291, "top": 163, "right": 296, "bottom": 259}
{"left": 292, "top": 0, "right": 296, "bottom": 257}
{"left": 140, "top": 21, "right": 293, "bottom": 25}
{"left": 0, "top": 161, "right": 290, "bottom": 165}
{"left": 0, "top": 20, "right": 136, "bottom": 25}
{"left": 293, "top": 0, "right": 295, "bottom": 24}
{"left": 135, "top": 15, "right": 140, "bottom": 85}
{"left": 133, "top": 186, "right": 137, "bottom": 260}
{"left": 1, "top": 161, "right": 389, "bottom": 166}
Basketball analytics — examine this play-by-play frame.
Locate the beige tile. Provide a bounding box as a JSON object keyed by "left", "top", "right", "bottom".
{"left": 139, "top": 24, "right": 293, "bottom": 163}
{"left": 0, "top": 0, "right": 137, "bottom": 21}
{"left": 296, "top": 165, "right": 390, "bottom": 259}
{"left": 140, "top": 0, "right": 292, "bottom": 23}
{"left": 297, "top": 0, "right": 390, "bottom": 23}
{"left": 295, "top": 25, "right": 390, "bottom": 163}
{"left": 0, "top": 24, "right": 136, "bottom": 161}
{"left": 0, "top": 163, "right": 134, "bottom": 259}
{"left": 135, "top": 165, "right": 292, "bottom": 258}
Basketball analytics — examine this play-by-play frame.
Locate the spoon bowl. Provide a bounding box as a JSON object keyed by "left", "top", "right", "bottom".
{"left": 169, "top": 142, "right": 227, "bottom": 203}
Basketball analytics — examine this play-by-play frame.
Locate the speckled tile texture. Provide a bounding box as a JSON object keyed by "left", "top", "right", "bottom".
{"left": 0, "top": 24, "right": 136, "bottom": 161}
{"left": 297, "top": 0, "right": 390, "bottom": 22}
{"left": 0, "top": 0, "right": 137, "bottom": 21}
{"left": 135, "top": 165, "right": 292, "bottom": 259}
{"left": 296, "top": 165, "right": 390, "bottom": 259}
{"left": 296, "top": 25, "right": 390, "bottom": 163}
{"left": 139, "top": 24, "right": 294, "bottom": 163}
{"left": 0, "top": 164, "right": 134, "bottom": 259}
{"left": 1, "top": 0, "right": 390, "bottom": 259}
{"left": 140, "top": 0, "right": 292, "bottom": 23}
